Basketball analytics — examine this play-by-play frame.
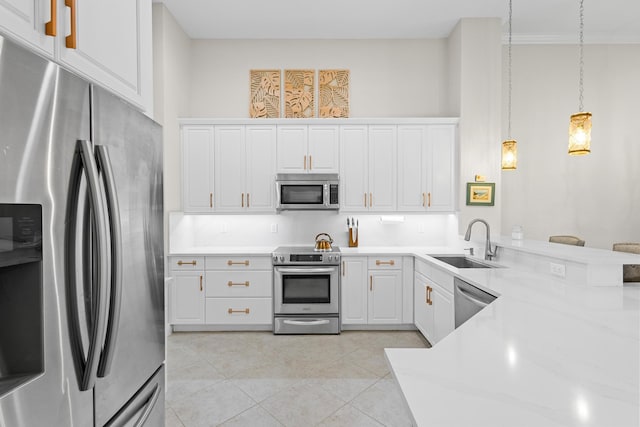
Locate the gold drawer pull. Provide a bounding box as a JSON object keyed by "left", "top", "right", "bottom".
{"left": 177, "top": 260, "right": 197, "bottom": 266}
{"left": 227, "top": 260, "right": 250, "bottom": 266}
{"left": 228, "top": 281, "right": 250, "bottom": 287}
{"left": 228, "top": 308, "right": 250, "bottom": 314}
{"left": 375, "top": 260, "right": 395, "bottom": 266}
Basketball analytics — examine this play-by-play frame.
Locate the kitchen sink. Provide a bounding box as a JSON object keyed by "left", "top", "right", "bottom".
{"left": 430, "top": 256, "right": 495, "bottom": 269}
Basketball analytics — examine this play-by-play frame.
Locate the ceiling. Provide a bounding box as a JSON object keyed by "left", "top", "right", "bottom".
{"left": 153, "top": 0, "right": 640, "bottom": 43}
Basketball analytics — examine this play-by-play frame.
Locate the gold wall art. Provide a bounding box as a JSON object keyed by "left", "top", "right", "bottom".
{"left": 284, "top": 69, "right": 315, "bottom": 118}
{"left": 249, "top": 70, "right": 280, "bottom": 118}
{"left": 318, "top": 69, "right": 350, "bottom": 118}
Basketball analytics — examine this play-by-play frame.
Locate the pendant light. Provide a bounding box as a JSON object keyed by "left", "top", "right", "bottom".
{"left": 568, "top": 0, "right": 591, "bottom": 155}
{"left": 501, "top": 0, "right": 517, "bottom": 170}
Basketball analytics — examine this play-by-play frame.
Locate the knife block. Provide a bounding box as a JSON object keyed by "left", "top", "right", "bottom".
{"left": 348, "top": 228, "right": 358, "bottom": 247}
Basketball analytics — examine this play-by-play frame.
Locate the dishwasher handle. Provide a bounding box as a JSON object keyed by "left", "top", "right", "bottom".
{"left": 456, "top": 286, "right": 491, "bottom": 308}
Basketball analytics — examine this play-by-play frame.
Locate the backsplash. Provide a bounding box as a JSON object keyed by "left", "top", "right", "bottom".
{"left": 169, "top": 211, "right": 459, "bottom": 252}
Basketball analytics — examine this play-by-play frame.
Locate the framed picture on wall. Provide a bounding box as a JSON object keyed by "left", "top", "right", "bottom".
{"left": 466, "top": 182, "right": 495, "bottom": 206}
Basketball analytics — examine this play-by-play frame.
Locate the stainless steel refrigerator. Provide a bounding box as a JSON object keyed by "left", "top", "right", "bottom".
{"left": 0, "top": 35, "right": 165, "bottom": 426}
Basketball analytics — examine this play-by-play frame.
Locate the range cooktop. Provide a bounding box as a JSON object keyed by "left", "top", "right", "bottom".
{"left": 272, "top": 246, "right": 341, "bottom": 265}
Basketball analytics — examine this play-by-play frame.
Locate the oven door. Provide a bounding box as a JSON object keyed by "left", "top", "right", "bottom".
{"left": 273, "top": 266, "right": 339, "bottom": 314}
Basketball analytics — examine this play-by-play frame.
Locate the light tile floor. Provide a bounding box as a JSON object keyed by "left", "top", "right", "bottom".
{"left": 165, "top": 331, "right": 429, "bottom": 427}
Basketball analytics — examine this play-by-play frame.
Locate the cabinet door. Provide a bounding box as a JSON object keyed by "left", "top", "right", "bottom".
{"left": 0, "top": 0, "right": 54, "bottom": 56}
{"left": 56, "top": 0, "right": 152, "bottom": 112}
{"left": 341, "top": 257, "right": 368, "bottom": 324}
{"left": 308, "top": 125, "right": 339, "bottom": 173}
{"left": 246, "top": 125, "right": 276, "bottom": 211}
{"left": 276, "top": 125, "right": 308, "bottom": 172}
{"left": 214, "top": 126, "right": 246, "bottom": 211}
{"left": 432, "top": 284, "right": 454, "bottom": 342}
{"left": 170, "top": 272, "right": 204, "bottom": 324}
{"left": 368, "top": 270, "right": 402, "bottom": 324}
{"left": 339, "top": 125, "right": 368, "bottom": 212}
{"left": 183, "top": 125, "right": 214, "bottom": 212}
{"left": 414, "top": 273, "right": 432, "bottom": 342}
{"left": 397, "top": 126, "right": 426, "bottom": 211}
{"left": 368, "top": 126, "right": 397, "bottom": 211}
{"left": 426, "top": 125, "right": 456, "bottom": 212}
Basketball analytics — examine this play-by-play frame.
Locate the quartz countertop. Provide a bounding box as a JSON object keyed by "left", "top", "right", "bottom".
{"left": 385, "top": 256, "right": 640, "bottom": 427}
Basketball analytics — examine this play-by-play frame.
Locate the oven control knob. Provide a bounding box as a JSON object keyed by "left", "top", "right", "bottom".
{"left": 273, "top": 256, "right": 278, "bottom": 263}
{"left": 279, "top": 256, "right": 285, "bottom": 262}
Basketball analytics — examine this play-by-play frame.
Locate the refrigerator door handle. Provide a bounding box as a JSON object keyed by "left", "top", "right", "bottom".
{"left": 65, "top": 139, "right": 111, "bottom": 391}
{"left": 95, "top": 145, "right": 122, "bottom": 378}
{"left": 95, "top": 145, "right": 123, "bottom": 378}
{"left": 133, "top": 383, "right": 161, "bottom": 427}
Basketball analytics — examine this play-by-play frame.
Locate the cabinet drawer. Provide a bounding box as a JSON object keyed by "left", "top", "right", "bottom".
{"left": 169, "top": 256, "right": 205, "bottom": 271}
{"left": 205, "top": 271, "right": 272, "bottom": 297}
{"left": 368, "top": 256, "right": 402, "bottom": 270}
{"left": 416, "top": 259, "right": 454, "bottom": 294}
{"left": 206, "top": 298, "right": 272, "bottom": 324}
{"left": 205, "top": 256, "right": 272, "bottom": 270}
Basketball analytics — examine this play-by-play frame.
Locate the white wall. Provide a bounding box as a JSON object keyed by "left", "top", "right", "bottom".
{"left": 152, "top": 4, "right": 191, "bottom": 254}
{"left": 501, "top": 44, "right": 640, "bottom": 249}
{"left": 187, "top": 39, "right": 448, "bottom": 117}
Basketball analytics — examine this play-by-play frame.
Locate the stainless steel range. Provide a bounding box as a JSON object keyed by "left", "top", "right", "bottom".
{"left": 272, "top": 246, "right": 341, "bottom": 334}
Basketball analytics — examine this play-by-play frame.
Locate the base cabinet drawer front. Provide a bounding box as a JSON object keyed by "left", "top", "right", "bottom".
{"left": 205, "top": 271, "right": 272, "bottom": 297}
{"left": 169, "top": 256, "right": 206, "bottom": 271}
{"left": 206, "top": 298, "right": 272, "bottom": 324}
{"left": 416, "top": 259, "right": 454, "bottom": 293}
{"left": 205, "top": 256, "right": 272, "bottom": 270}
{"left": 368, "top": 257, "right": 402, "bottom": 270}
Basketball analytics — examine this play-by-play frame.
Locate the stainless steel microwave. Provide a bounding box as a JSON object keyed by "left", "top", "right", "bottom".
{"left": 275, "top": 173, "right": 339, "bottom": 211}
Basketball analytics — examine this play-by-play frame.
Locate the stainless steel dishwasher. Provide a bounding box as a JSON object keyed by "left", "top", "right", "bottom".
{"left": 454, "top": 278, "right": 497, "bottom": 328}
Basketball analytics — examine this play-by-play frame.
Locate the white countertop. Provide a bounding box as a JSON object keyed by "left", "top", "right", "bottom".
{"left": 386, "top": 255, "right": 640, "bottom": 427}
{"left": 169, "top": 246, "right": 277, "bottom": 255}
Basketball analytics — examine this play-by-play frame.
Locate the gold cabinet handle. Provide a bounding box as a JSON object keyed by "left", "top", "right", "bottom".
{"left": 241, "top": 192, "right": 245, "bottom": 208}
{"left": 228, "top": 281, "right": 250, "bottom": 287}
{"left": 304, "top": 155, "right": 307, "bottom": 170}
{"left": 247, "top": 193, "right": 250, "bottom": 208}
{"left": 199, "top": 275, "right": 203, "bottom": 292}
{"left": 427, "top": 286, "right": 433, "bottom": 305}
{"left": 228, "top": 308, "right": 250, "bottom": 314}
{"left": 227, "top": 260, "right": 250, "bottom": 266}
{"left": 369, "top": 275, "right": 373, "bottom": 291}
{"left": 425, "top": 285, "right": 429, "bottom": 304}
{"left": 342, "top": 261, "right": 345, "bottom": 276}
{"left": 177, "top": 260, "right": 197, "bottom": 266}
{"left": 45, "top": 0, "right": 57, "bottom": 36}
{"left": 375, "top": 260, "right": 395, "bottom": 266}
{"left": 422, "top": 192, "right": 426, "bottom": 207}
{"left": 210, "top": 193, "right": 213, "bottom": 208}
{"left": 428, "top": 192, "right": 431, "bottom": 207}
{"left": 309, "top": 155, "right": 312, "bottom": 170}
{"left": 369, "top": 193, "right": 372, "bottom": 207}
{"left": 364, "top": 193, "right": 367, "bottom": 207}
{"left": 65, "top": 0, "right": 76, "bottom": 49}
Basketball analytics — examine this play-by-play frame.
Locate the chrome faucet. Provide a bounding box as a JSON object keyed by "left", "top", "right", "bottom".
{"left": 464, "top": 219, "right": 496, "bottom": 261}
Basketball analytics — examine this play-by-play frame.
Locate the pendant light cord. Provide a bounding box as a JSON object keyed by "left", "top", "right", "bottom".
{"left": 507, "top": 0, "right": 513, "bottom": 139}
{"left": 578, "top": 0, "right": 584, "bottom": 112}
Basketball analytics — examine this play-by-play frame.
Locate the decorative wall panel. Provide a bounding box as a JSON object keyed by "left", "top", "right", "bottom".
{"left": 249, "top": 70, "right": 281, "bottom": 118}
{"left": 318, "top": 69, "right": 350, "bottom": 118}
{"left": 284, "top": 69, "right": 314, "bottom": 118}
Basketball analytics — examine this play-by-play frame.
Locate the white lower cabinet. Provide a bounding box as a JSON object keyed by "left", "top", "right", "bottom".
{"left": 414, "top": 259, "right": 454, "bottom": 344}
{"left": 169, "top": 254, "right": 272, "bottom": 328}
{"left": 342, "top": 256, "right": 405, "bottom": 326}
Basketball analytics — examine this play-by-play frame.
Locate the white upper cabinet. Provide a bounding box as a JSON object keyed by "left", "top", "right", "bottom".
{"left": 0, "top": 0, "right": 152, "bottom": 112}
{"left": 182, "top": 125, "right": 215, "bottom": 213}
{"left": 277, "top": 125, "right": 339, "bottom": 173}
{"left": 245, "top": 125, "right": 277, "bottom": 211}
{"left": 214, "top": 126, "right": 246, "bottom": 211}
{"left": 397, "top": 124, "right": 456, "bottom": 212}
{"left": 0, "top": 0, "right": 54, "bottom": 56}
{"left": 341, "top": 125, "right": 396, "bottom": 212}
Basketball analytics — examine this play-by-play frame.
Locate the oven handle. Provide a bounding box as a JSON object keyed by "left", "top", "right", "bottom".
{"left": 275, "top": 267, "right": 337, "bottom": 274}
{"left": 283, "top": 319, "right": 330, "bottom": 326}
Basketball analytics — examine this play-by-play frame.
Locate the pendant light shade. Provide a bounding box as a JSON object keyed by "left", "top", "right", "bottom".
{"left": 569, "top": 0, "right": 591, "bottom": 155}
{"left": 501, "top": 0, "right": 517, "bottom": 170}
{"left": 501, "top": 140, "right": 517, "bottom": 169}
{"left": 568, "top": 112, "right": 592, "bottom": 155}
